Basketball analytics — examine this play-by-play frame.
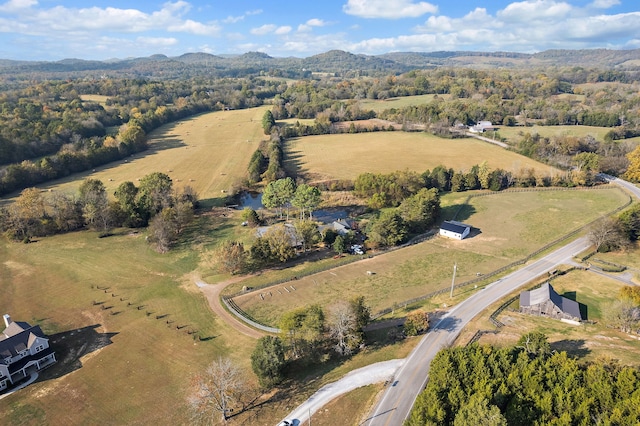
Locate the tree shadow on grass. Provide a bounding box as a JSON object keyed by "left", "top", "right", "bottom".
{"left": 440, "top": 204, "right": 477, "bottom": 222}
{"left": 38, "top": 324, "right": 117, "bottom": 383}
{"left": 551, "top": 339, "right": 591, "bottom": 358}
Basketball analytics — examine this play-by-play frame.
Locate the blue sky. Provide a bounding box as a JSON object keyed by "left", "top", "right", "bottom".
{"left": 0, "top": 0, "right": 639, "bottom": 60}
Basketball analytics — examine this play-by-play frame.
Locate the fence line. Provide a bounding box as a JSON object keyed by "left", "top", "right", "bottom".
{"left": 223, "top": 187, "right": 632, "bottom": 330}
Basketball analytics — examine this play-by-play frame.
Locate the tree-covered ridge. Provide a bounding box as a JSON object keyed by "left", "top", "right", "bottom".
{"left": 408, "top": 333, "right": 640, "bottom": 426}
{"left": 1, "top": 49, "right": 640, "bottom": 81}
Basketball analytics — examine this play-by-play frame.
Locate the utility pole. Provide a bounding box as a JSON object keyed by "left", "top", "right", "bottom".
{"left": 309, "top": 407, "right": 311, "bottom": 425}
{"left": 450, "top": 262, "right": 457, "bottom": 298}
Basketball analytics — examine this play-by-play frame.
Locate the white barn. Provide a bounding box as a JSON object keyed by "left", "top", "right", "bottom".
{"left": 439, "top": 221, "right": 472, "bottom": 240}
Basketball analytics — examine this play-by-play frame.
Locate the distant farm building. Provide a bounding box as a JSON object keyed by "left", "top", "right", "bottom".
{"left": 469, "top": 120, "right": 494, "bottom": 133}
{"left": 439, "top": 221, "right": 472, "bottom": 240}
{"left": 519, "top": 283, "right": 583, "bottom": 322}
{"left": 256, "top": 224, "right": 302, "bottom": 248}
{"left": 0, "top": 314, "right": 56, "bottom": 392}
{"left": 319, "top": 219, "right": 356, "bottom": 237}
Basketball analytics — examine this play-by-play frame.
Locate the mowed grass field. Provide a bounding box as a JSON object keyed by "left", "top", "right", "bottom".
{"left": 28, "top": 106, "right": 269, "bottom": 205}
{"left": 234, "top": 188, "right": 629, "bottom": 326}
{"left": 0, "top": 223, "right": 258, "bottom": 425}
{"left": 284, "top": 132, "right": 557, "bottom": 182}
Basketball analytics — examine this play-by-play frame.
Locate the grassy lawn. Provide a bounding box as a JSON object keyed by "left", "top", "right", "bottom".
{"left": 0, "top": 227, "right": 259, "bottom": 425}
{"left": 357, "top": 94, "right": 451, "bottom": 113}
{"left": 13, "top": 107, "right": 269, "bottom": 207}
{"left": 284, "top": 132, "right": 557, "bottom": 182}
{"left": 233, "top": 188, "right": 629, "bottom": 327}
{"left": 473, "top": 269, "right": 640, "bottom": 366}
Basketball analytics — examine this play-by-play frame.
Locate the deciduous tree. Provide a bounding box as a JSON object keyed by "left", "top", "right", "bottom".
{"left": 188, "top": 357, "right": 248, "bottom": 423}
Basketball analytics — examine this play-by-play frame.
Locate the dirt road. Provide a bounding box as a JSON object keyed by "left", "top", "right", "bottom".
{"left": 196, "top": 278, "right": 265, "bottom": 339}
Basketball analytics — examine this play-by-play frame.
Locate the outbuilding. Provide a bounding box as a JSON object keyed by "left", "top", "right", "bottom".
{"left": 439, "top": 220, "right": 472, "bottom": 240}
{"left": 519, "top": 282, "right": 583, "bottom": 322}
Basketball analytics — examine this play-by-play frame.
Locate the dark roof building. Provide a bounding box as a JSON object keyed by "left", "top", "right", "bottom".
{"left": 439, "top": 220, "right": 472, "bottom": 240}
{"left": 0, "top": 314, "right": 56, "bottom": 393}
{"left": 519, "top": 283, "right": 583, "bottom": 322}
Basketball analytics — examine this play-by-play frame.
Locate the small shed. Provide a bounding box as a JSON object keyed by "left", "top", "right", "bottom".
{"left": 519, "top": 283, "right": 583, "bottom": 321}
{"left": 439, "top": 220, "right": 471, "bottom": 240}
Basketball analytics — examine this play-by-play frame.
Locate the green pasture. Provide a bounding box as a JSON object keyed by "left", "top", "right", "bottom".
{"left": 357, "top": 94, "right": 450, "bottom": 113}
{"left": 234, "top": 188, "right": 629, "bottom": 326}
{"left": 284, "top": 132, "right": 557, "bottom": 182}
{"left": 497, "top": 125, "right": 612, "bottom": 143}
{"left": 26, "top": 107, "right": 269, "bottom": 206}
{"left": 0, "top": 224, "right": 258, "bottom": 425}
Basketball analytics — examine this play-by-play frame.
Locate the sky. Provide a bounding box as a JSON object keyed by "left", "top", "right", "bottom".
{"left": 0, "top": 0, "right": 639, "bottom": 61}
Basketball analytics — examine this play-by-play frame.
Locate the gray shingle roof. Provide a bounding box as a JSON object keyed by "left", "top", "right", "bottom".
{"left": 520, "top": 283, "right": 583, "bottom": 320}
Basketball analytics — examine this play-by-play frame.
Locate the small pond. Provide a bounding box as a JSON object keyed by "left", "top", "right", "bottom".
{"left": 238, "top": 192, "right": 349, "bottom": 224}
{"left": 238, "top": 192, "right": 264, "bottom": 210}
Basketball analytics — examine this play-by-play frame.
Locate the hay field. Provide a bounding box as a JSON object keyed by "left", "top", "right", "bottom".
{"left": 284, "top": 132, "right": 558, "bottom": 181}
{"left": 80, "top": 94, "right": 110, "bottom": 105}
{"left": 34, "top": 107, "right": 269, "bottom": 204}
{"left": 497, "top": 125, "right": 612, "bottom": 143}
{"left": 234, "top": 188, "right": 629, "bottom": 326}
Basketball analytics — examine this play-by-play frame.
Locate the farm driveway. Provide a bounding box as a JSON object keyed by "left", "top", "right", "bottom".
{"left": 196, "top": 278, "right": 264, "bottom": 339}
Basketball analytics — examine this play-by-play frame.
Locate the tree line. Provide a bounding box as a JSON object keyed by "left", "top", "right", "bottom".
{"left": 408, "top": 332, "right": 640, "bottom": 425}
{"left": 0, "top": 172, "right": 197, "bottom": 251}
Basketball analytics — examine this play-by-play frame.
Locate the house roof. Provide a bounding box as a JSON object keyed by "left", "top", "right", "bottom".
{"left": 0, "top": 324, "right": 47, "bottom": 359}
{"left": 440, "top": 220, "right": 471, "bottom": 234}
{"left": 520, "top": 283, "right": 583, "bottom": 320}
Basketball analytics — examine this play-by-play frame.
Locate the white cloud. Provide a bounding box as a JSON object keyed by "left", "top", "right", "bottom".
{"left": 0, "top": 1, "right": 219, "bottom": 36}
{"left": 589, "top": 0, "right": 620, "bottom": 9}
{"left": 343, "top": 0, "right": 437, "bottom": 19}
{"left": 223, "top": 8, "right": 263, "bottom": 24}
{"left": 251, "top": 24, "right": 291, "bottom": 36}
{"left": 497, "top": 0, "right": 572, "bottom": 23}
{"left": 275, "top": 26, "right": 292, "bottom": 35}
{"left": 250, "top": 24, "right": 277, "bottom": 35}
{"left": 136, "top": 36, "right": 179, "bottom": 47}
{"left": 0, "top": 0, "right": 37, "bottom": 13}
{"left": 306, "top": 18, "right": 327, "bottom": 27}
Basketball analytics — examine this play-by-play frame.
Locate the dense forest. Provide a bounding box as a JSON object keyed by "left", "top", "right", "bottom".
{"left": 408, "top": 333, "right": 640, "bottom": 425}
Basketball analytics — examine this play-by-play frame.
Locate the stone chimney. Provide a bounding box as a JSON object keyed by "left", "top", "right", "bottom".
{"left": 3, "top": 314, "right": 11, "bottom": 328}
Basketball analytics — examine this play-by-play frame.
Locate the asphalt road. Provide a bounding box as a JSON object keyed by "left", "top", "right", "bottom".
{"left": 365, "top": 236, "right": 591, "bottom": 425}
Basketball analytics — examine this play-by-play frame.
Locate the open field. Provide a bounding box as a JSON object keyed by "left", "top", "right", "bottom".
{"left": 497, "top": 125, "right": 613, "bottom": 143}
{"left": 0, "top": 225, "right": 257, "bottom": 425}
{"left": 233, "top": 188, "right": 629, "bottom": 326}
{"left": 14, "top": 107, "right": 269, "bottom": 206}
{"left": 284, "top": 132, "right": 557, "bottom": 181}
{"left": 357, "top": 94, "right": 450, "bottom": 113}
{"left": 471, "top": 269, "right": 640, "bottom": 366}
{"left": 79, "top": 94, "right": 110, "bottom": 105}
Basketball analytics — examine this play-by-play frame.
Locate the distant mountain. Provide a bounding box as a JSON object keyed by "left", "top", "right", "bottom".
{"left": 0, "top": 48, "right": 639, "bottom": 80}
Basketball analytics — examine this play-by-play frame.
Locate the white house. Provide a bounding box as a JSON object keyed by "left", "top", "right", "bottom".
{"left": 439, "top": 221, "right": 472, "bottom": 240}
{"left": 0, "top": 314, "right": 56, "bottom": 392}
